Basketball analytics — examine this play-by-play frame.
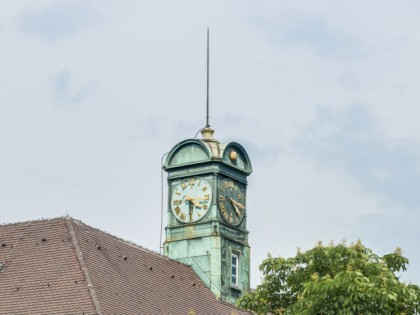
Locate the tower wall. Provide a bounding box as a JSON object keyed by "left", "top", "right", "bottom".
{"left": 163, "top": 132, "right": 252, "bottom": 304}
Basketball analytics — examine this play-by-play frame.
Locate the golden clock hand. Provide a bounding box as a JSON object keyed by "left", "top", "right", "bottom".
{"left": 184, "top": 196, "right": 203, "bottom": 208}
{"left": 230, "top": 198, "right": 241, "bottom": 216}
{"left": 233, "top": 203, "right": 241, "bottom": 216}
{"left": 231, "top": 198, "right": 245, "bottom": 210}
{"left": 192, "top": 200, "right": 202, "bottom": 208}
{"left": 190, "top": 196, "right": 208, "bottom": 201}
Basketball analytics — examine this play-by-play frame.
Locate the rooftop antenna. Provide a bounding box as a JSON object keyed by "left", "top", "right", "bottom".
{"left": 206, "top": 27, "right": 210, "bottom": 128}
{"left": 201, "top": 28, "right": 217, "bottom": 142}
{"left": 201, "top": 28, "right": 216, "bottom": 141}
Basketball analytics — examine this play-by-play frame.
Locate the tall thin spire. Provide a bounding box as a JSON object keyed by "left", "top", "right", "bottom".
{"left": 201, "top": 28, "right": 216, "bottom": 142}
{"left": 206, "top": 28, "right": 210, "bottom": 128}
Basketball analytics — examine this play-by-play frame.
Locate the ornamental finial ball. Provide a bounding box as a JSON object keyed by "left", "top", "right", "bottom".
{"left": 229, "top": 150, "right": 238, "bottom": 161}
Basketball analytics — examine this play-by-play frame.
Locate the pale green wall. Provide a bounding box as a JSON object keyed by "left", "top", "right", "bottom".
{"left": 163, "top": 138, "right": 252, "bottom": 304}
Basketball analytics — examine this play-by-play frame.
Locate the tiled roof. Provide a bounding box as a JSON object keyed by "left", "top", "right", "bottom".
{"left": 0, "top": 217, "right": 253, "bottom": 315}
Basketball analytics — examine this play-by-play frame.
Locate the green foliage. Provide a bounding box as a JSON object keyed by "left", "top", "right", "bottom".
{"left": 237, "top": 241, "right": 420, "bottom": 314}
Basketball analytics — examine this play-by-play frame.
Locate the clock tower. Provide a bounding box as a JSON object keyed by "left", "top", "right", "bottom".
{"left": 163, "top": 127, "right": 252, "bottom": 304}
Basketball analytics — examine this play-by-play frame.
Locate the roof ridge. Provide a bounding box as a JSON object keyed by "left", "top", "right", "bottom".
{"left": 2, "top": 216, "right": 211, "bottom": 274}
{"left": 70, "top": 217, "right": 170, "bottom": 259}
{"left": 70, "top": 217, "right": 208, "bottom": 270}
{"left": 65, "top": 217, "right": 103, "bottom": 315}
{"left": 2, "top": 216, "right": 186, "bottom": 264}
{"left": 0, "top": 215, "right": 67, "bottom": 227}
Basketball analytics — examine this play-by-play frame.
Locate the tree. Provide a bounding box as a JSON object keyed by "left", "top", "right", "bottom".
{"left": 238, "top": 240, "right": 420, "bottom": 314}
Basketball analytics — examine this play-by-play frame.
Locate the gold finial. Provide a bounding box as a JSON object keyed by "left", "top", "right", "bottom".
{"left": 229, "top": 150, "right": 238, "bottom": 161}
{"left": 201, "top": 127, "right": 217, "bottom": 141}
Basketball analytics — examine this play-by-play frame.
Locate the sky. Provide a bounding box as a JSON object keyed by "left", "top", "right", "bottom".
{"left": 1, "top": 1, "right": 420, "bottom": 287}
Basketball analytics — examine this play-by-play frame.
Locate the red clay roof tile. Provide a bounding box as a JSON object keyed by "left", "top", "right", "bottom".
{"left": 0, "top": 217, "right": 253, "bottom": 315}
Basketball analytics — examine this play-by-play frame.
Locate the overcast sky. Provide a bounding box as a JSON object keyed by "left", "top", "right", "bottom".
{"left": 1, "top": 1, "right": 420, "bottom": 287}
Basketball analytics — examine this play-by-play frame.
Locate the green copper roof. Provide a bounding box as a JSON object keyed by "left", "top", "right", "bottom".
{"left": 163, "top": 128, "right": 252, "bottom": 174}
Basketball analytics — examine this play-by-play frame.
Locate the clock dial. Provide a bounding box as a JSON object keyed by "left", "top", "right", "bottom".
{"left": 171, "top": 177, "right": 212, "bottom": 223}
{"left": 218, "top": 179, "right": 245, "bottom": 226}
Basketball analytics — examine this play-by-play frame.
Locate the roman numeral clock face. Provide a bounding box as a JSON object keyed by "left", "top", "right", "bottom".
{"left": 218, "top": 179, "right": 246, "bottom": 226}
{"left": 171, "top": 177, "right": 212, "bottom": 223}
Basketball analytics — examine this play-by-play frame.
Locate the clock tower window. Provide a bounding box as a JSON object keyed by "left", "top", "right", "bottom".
{"left": 231, "top": 252, "right": 239, "bottom": 287}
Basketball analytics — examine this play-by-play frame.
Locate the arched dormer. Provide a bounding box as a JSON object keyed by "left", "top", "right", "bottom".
{"left": 222, "top": 142, "right": 252, "bottom": 175}
{"left": 164, "top": 140, "right": 211, "bottom": 169}
{"left": 164, "top": 138, "right": 252, "bottom": 175}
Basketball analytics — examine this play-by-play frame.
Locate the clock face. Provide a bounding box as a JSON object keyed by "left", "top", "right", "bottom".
{"left": 171, "top": 177, "right": 212, "bottom": 223}
{"left": 218, "top": 179, "right": 246, "bottom": 226}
